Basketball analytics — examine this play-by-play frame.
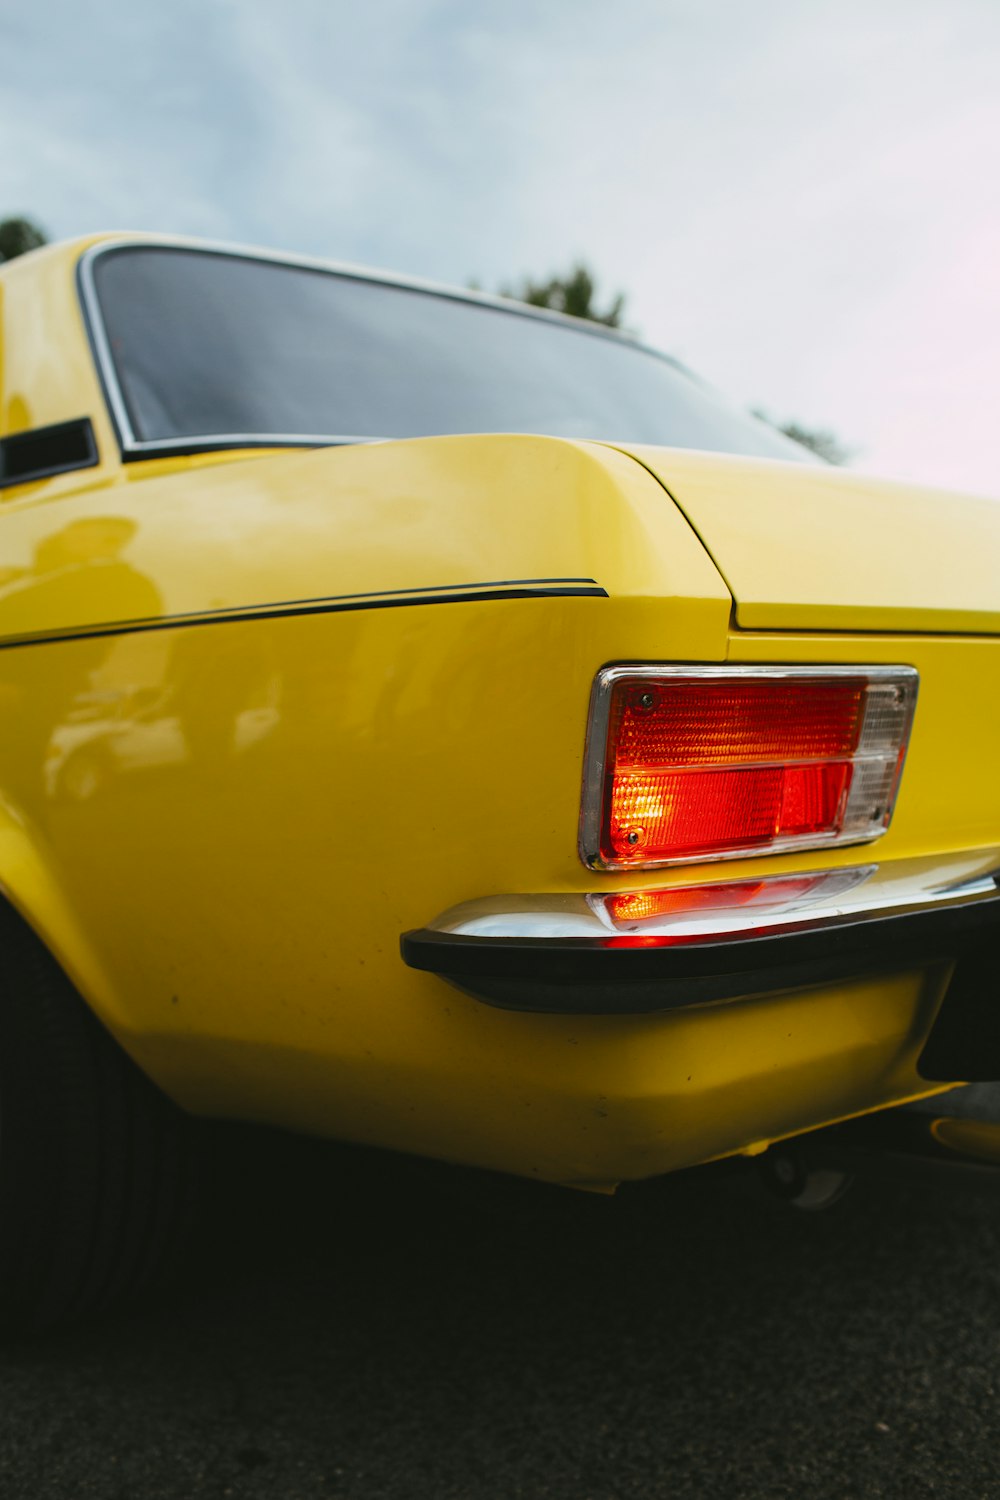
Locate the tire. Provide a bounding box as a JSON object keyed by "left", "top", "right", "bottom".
{"left": 0, "top": 902, "right": 196, "bottom": 1332}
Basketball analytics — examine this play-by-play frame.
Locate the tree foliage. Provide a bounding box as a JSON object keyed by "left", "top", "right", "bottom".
{"left": 501, "top": 263, "right": 626, "bottom": 328}
{"left": 0, "top": 217, "right": 48, "bottom": 263}
{"left": 754, "top": 411, "right": 853, "bottom": 466}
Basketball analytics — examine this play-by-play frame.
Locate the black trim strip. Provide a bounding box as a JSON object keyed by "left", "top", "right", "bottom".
{"left": 0, "top": 418, "right": 99, "bottom": 490}
{"left": 400, "top": 893, "right": 1000, "bottom": 1015}
{"left": 0, "top": 578, "right": 608, "bottom": 653}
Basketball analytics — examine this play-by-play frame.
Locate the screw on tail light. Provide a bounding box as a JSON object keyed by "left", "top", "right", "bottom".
{"left": 579, "top": 665, "right": 918, "bottom": 870}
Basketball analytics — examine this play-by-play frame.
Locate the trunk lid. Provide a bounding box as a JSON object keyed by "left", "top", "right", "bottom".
{"left": 619, "top": 445, "right": 1000, "bottom": 636}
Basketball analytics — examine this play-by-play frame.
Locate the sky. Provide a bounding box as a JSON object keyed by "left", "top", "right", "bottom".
{"left": 3, "top": 0, "right": 1000, "bottom": 495}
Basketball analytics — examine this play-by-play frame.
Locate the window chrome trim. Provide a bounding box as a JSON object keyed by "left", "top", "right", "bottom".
{"left": 578, "top": 663, "right": 919, "bottom": 871}
{"left": 118, "top": 435, "right": 383, "bottom": 463}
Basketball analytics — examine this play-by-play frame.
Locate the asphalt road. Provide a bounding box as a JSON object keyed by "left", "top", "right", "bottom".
{"left": 2, "top": 1129, "right": 1000, "bottom": 1500}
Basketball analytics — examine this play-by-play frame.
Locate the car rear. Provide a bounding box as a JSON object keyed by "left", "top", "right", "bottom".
{"left": 400, "top": 446, "right": 1000, "bottom": 1186}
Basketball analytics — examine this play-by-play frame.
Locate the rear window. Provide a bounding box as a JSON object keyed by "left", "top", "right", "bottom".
{"left": 90, "top": 245, "right": 813, "bottom": 463}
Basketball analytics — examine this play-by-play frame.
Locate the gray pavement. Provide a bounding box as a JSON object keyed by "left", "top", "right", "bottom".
{"left": 2, "top": 1128, "right": 999, "bottom": 1499}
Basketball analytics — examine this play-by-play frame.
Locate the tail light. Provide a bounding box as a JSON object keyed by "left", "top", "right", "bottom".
{"left": 596, "top": 867, "right": 872, "bottom": 937}
{"left": 580, "top": 665, "right": 918, "bottom": 870}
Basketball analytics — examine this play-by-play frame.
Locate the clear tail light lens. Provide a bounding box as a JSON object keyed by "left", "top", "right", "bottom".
{"left": 597, "top": 867, "right": 872, "bottom": 936}
{"left": 580, "top": 666, "right": 918, "bottom": 869}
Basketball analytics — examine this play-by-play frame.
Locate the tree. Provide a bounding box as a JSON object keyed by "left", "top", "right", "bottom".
{"left": 754, "top": 411, "right": 853, "bottom": 466}
{"left": 0, "top": 217, "right": 48, "bottom": 264}
{"left": 501, "top": 263, "right": 626, "bottom": 328}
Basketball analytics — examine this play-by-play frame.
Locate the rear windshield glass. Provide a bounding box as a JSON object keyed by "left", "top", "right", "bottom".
{"left": 91, "top": 246, "right": 813, "bottom": 462}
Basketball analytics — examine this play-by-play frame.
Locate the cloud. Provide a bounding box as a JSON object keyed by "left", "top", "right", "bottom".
{"left": 2, "top": 0, "right": 999, "bottom": 492}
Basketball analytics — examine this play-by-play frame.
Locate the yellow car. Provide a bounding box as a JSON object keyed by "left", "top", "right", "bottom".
{"left": 1, "top": 234, "right": 998, "bottom": 1328}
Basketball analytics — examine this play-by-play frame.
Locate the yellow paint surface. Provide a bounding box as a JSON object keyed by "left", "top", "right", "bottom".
{"left": 0, "top": 236, "right": 997, "bottom": 1186}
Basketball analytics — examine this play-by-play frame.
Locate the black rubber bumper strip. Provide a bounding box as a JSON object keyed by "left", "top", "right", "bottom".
{"left": 400, "top": 891, "right": 1000, "bottom": 1017}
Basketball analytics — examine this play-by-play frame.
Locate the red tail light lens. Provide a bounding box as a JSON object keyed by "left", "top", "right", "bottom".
{"left": 580, "top": 666, "right": 918, "bottom": 869}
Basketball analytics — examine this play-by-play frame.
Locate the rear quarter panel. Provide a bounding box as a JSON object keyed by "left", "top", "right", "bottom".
{"left": 0, "top": 434, "right": 740, "bottom": 1181}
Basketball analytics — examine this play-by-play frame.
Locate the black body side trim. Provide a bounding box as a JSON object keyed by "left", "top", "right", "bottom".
{"left": 400, "top": 894, "right": 1000, "bottom": 1018}
{"left": 0, "top": 419, "right": 99, "bottom": 490}
{"left": 0, "top": 579, "right": 607, "bottom": 653}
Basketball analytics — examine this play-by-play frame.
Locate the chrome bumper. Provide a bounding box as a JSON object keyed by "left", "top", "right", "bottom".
{"left": 401, "top": 853, "right": 1000, "bottom": 1076}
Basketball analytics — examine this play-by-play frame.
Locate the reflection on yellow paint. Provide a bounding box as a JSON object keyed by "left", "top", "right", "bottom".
{"left": 0, "top": 516, "right": 162, "bottom": 641}
{"left": 43, "top": 629, "right": 284, "bottom": 801}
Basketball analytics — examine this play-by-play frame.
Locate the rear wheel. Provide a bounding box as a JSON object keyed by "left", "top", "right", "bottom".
{"left": 0, "top": 903, "right": 196, "bottom": 1331}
